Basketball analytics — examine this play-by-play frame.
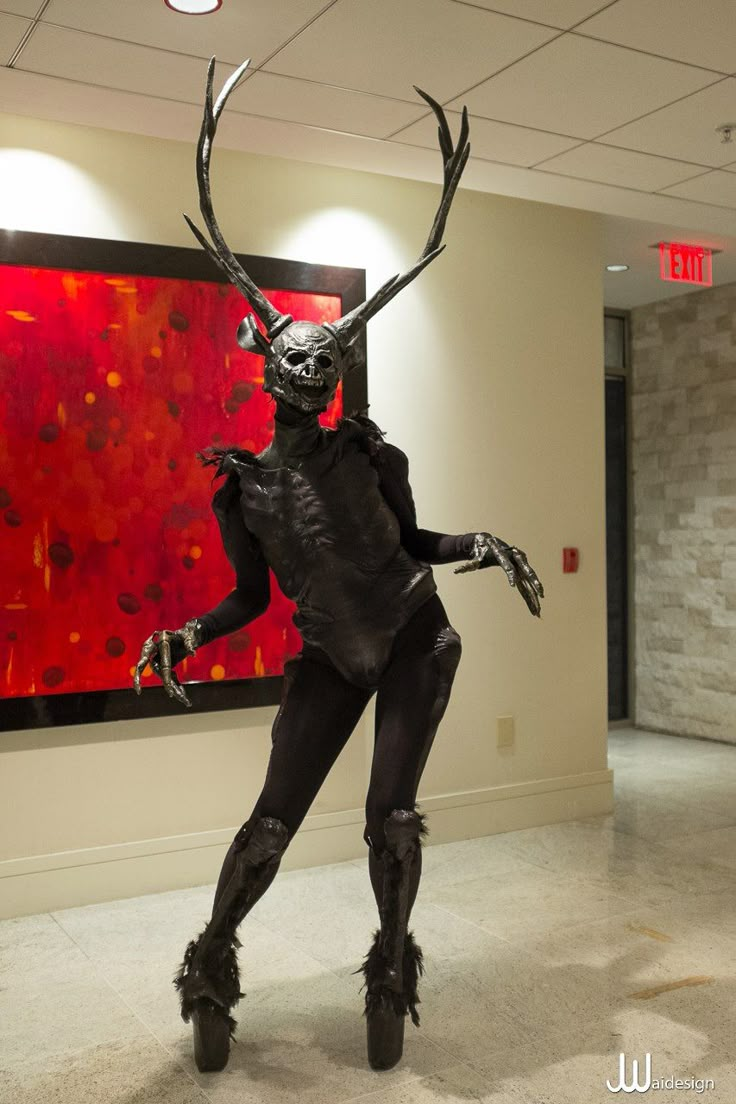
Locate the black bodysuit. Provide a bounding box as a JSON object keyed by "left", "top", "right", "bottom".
{"left": 198, "top": 416, "right": 474, "bottom": 689}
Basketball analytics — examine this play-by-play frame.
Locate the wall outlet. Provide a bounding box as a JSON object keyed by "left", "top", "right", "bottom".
{"left": 497, "top": 715, "right": 515, "bottom": 749}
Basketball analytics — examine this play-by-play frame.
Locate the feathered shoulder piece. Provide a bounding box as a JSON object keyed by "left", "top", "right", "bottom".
{"left": 196, "top": 445, "right": 257, "bottom": 478}
{"left": 333, "top": 411, "right": 387, "bottom": 457}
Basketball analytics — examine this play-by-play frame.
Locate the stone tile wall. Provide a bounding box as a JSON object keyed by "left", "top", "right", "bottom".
{"left": 631, "top": 283, "right": 736, "bottom": 744}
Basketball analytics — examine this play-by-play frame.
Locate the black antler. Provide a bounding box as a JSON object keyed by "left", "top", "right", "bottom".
{"left": 185, "top": 57, "right": 293, "bottom": 340}
{"left": 326, "top": 89, "right": 470, "bottom": 355}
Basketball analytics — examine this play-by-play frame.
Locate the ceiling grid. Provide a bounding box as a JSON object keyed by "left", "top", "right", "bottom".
{"left": 1, "top": 0, "right": 735, "bottom": 305}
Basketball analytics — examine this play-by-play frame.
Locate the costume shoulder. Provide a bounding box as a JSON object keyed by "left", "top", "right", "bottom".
{"left": 333, "top": 412, "right": 404, "bottom": 462}
{"left": 197, "top": 445, "right": 258, "bottom": 478}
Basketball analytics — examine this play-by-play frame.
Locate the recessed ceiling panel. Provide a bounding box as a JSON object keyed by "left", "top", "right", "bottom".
{"left": 454, "top": 0, "right": 613, "bottom": 30}
{"left": 537, "top": 142, "right": 708, "bottom": 192}
{"left": 0, "top": 13, "right": 30, "bottom": 63}
{"left": 661, "top": 169, "right": 736, "bottom": 209}
{"left": 448, "top": 35, "right": 719, "bottom": 139}
{"left": 578, "top": 0, "right": 736, "bottom": 74}
{"left": 394, "top": 109, "right": 580, "bottom": 166}
{"left": 601, "top": 78, "right": 736, "bottom": 167}
{"left": 42, "top": 0, "right": 329, "bottom": 66}
{"left": 0, "top": 0, "right": 38, "bottom": 15}
{"left": 18, "top": 24, "right": 236, "bottom": 102}
{"left": 230, "top": 72, "right": 426, "bottom": 138}
{"left": 265, "top": 0, "right": 557, "bottom": 102}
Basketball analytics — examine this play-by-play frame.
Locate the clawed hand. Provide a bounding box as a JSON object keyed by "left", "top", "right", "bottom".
{"left": 133, "top": 628, "right": 196, "bottom": 709}
{"left": 454, "top": 533, "right": 544, "bottom": 617}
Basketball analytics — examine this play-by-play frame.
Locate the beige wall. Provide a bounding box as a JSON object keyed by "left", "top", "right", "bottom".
{"left": 0, "top": 113, "right": 611, "bottom": 917}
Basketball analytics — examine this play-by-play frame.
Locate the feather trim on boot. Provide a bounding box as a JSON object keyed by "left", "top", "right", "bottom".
{"left": 358, "top": 930, "right": 425, "bottom": 1028}
{"left": 174, "top": 923, "right": 243, "bottom": 1037}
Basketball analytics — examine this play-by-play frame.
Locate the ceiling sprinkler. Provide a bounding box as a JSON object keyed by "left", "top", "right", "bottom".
{"left": 716, "top": 123, "right": 736, "bottom": 144}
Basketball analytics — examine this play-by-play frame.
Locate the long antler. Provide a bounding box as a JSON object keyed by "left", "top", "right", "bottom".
{"left": 326, "top": 89, "right": 470, "bottom": 354}
{"left": 185, "top": 57, "right": 293, "bottom": 340}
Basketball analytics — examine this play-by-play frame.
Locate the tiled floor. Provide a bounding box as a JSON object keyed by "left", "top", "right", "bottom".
{"left": 2, "top": 727, "right": 736, "bottom": 1104}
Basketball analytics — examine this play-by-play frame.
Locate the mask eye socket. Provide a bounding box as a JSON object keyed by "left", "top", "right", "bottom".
{"left": 285, "top": 350, "right": 307, "bottom": 366}
{"left": 316, "top": 354, "right": 333, "bottom": 372}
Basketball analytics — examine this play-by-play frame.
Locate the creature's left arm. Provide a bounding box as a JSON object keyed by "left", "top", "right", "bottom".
{"left": 375, "top": 441, "right": 544, "bottom": 617}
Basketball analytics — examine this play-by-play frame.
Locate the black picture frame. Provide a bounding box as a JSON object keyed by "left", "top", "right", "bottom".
{"left": 0, "top": 228, "right": 367, "bottom": 732}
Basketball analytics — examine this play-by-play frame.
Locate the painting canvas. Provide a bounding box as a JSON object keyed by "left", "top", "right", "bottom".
{"left": 0, "top": 231, "right": 366, "bottom": 728}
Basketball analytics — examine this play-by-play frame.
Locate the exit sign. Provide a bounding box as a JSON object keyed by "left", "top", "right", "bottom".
{"left": 659, "top": 241, "right": 712, "bottom": 286}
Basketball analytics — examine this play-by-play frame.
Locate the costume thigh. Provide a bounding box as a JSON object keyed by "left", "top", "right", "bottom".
{"left": 214, "top": 651, "right": 371, "bottom": 901}
{"left": 365, "top": 594, "right": 462, "bottom": 850}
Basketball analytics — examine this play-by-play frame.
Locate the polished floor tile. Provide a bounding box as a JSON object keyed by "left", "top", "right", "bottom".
{"left": 1, "top": 727, "right": 735, "bottom": 1104}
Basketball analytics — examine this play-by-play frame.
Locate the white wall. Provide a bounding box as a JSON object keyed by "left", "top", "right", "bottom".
{"left": 0, "top": 112, "right": 611, "bottom": 918}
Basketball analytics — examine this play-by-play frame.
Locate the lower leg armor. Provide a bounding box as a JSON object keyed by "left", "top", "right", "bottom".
{"left": 361, "top": 809, "right": 427, "bottom": 1071}
{"left": 175, "top": 815, "right": 289, "bottom": 1071}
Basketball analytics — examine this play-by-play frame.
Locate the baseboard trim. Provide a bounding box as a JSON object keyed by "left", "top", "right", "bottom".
{"left": 0, "top": 768, "right": 613, "bottom": 918}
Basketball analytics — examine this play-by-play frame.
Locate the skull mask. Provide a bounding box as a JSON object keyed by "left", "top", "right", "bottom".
{"left": 262, "top": 322, "right": 341, "bottom": 415}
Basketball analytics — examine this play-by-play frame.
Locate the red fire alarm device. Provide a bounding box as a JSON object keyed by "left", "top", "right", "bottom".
{"left": 563, "top": 548, "right": 579, "bottom": 573}
{"left": 659, "top": 241, "right": 712, "bottom": 287}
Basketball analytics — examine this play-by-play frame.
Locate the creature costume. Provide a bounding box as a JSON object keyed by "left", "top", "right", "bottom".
{"left": 134, "top": 58, "right": 543, "bottom": 1074}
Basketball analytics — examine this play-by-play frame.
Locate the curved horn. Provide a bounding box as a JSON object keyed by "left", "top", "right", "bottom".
{"left": 185, "top": 57, "right": 292, "bottom": 340}
{"left": 326, "top": 89, "right": 470, "bottom": 356}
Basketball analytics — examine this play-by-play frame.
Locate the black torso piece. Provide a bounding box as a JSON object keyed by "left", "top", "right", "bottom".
{"left": 220, "top": 419, "right": 436, "bottom": 688}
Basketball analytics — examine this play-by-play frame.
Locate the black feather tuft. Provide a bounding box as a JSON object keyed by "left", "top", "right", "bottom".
{"left": 173, "top": 923, "right": 244, "bottom": 1030}
{"left": 357, "top": 930, "right": 425, "bottom": 1028}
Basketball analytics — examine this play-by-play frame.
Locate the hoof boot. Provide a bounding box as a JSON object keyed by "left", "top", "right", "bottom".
{"left": 367, "top": 1004, "right": 405, "bottom": 1071}
{"left": 192, "top": 1000, "right": 231, "bottom": 1072}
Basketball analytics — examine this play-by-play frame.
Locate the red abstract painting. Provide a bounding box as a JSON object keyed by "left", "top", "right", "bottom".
{"left": 0, "top": 264, "right": 343, "bottom": 699}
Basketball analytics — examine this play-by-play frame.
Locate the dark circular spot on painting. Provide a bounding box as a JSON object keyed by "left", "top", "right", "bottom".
{"left": 39, "top": 423, "right": 59, "bottom": 443}
{"left": 217, "top": 285, "right": 229, "bottom": 298}
{"left": 143, "top": 356, "right": 159, "bottom": 374}
{"left": 112, "top": 538, "right": 120, "bottom": 547}
{"left": 182, "top": 555, "right": 195, "bottom": 570}
{"left": 49, "top": 542, "right": 74, "bottom": 569}
{"left": 86, "top": 428, "right": 108, "bottom": 452}
{"left": 42, "top": 666, "right": 65, "bottom": 688}
{"left": 231, "top": 381, "right": 254, "bottom": 403}
{"left": 227, "top": 630, "right": 250, "bottom": 654}
{"left": 168, "top": 401, "right": 180, "bottom": 418}
{"left": 167, "top": 458, "right": 177, "bottom": 471}
{"left": 224, "top": 398, "right": 240, "bottom": 414}
{"left": 168, "top": 310, "right": 189, "bottom": 332}
{"left": 7, "top": 631, "right": 17, "bottom": 641}
{"left": 105, "top": 636, "right": 126, "bottom": 658}
{"left": 144, "top": 583, "right": 163, "bottom": 602}
{"left": 57, "top": 298, "right": 66, "bottom": 307}
{"left": 4, "top": 509, "right": 21, "bottom": 527}
{"left": 0, "top": 488, "right": 11, "bottom": 509}
{"left": 117, "top": 592, "right": 141, "bottom": 615}
{"left": 100, "top": 329, "right": 109, "bottom": 341}
{"left": 159, "top": 330, "right": 167, "bottom": 340}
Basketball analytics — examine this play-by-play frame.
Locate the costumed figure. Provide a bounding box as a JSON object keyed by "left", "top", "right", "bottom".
{"left": 134, "top": 57, "right": 544, "bottom": 1075}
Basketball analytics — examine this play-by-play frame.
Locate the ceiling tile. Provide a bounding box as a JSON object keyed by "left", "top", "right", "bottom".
{"left": 394, "top": 109, "right": 580, "bottom": 166}
{"left": 17, "top": 24, "right": 236, "bottom": 102}
{"left": 447, "top": 34, "right": 719, "bottom": 139}
{"left": 660, "top": 169, "right": 736, "bottom": 209}
{"left": 451, "top": 0, "right": 612, "bottom": 30}
{"left": 230, "top": 71, "right": 426, "bottom": 138}
{"left": 265, "top": 0, "right": 556, "bottom": 101}
{"left": 0, "top": 0, "right": 38, "bottom": 15}
{"left": 601, "top": 78, "right": 736, "bottom": 166}
{"left": 578, "top": 0, "right": 736, "bottom": 74}
{"left": 537, "top": 142, "right": 708, "bottom": 191}
{"left": 41, "top": 0, "right": 328, "bottom": 67}
{"left": 0, "top": 12, "right": 30, "bottom": 63}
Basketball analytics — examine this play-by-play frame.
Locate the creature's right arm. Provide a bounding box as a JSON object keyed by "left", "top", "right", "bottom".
{"left": 134, "top": 472, "right": 269, "bottom": 707}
